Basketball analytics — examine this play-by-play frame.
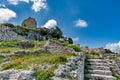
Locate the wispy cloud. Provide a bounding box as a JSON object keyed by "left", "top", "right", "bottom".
{"left": 74, "top": 19, "right": 88, "bottom": 27}
{"left": 42, "top": 19, "right": 57, "bottom": 29}
{"left": 7, "top": 0, "right": 47, "bottom": 12}
{"left": 72, "top": 37, "right": 79, "bottom": 41}
{"left": 7, "top": 0, "right": 19, "bottom": 5}
{"left": 7, "top": 0, "right": 29, "bottom": 5}
{"left": 0, "top": 7, "right": 16, "bottom": 23}
{"left": 105, "top": 41, "right": 120, "bottom": 53}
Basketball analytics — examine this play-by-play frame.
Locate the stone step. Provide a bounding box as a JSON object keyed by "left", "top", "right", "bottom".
{"left": 85, "top": 74, "right": 116, "bottom": 80}
{"left": 86, "top": 61, "right": 107, "bottom": 64}
{"left": 86, "top": 62, "right": 109, "bottom": 66}
{"left": 87, "top": 59, "right": 108, "bottom": 61}
{"left": 87, "top": 59, "right": 106, "bottom": 62}
{"left": 88, "top": 66, "right": 110, "bottom": 70}
{"left": 88, "top": 70, "right": 112, "bottom": 76}
{"left": 86, "top": 61, "right": 107, "bottom": 63}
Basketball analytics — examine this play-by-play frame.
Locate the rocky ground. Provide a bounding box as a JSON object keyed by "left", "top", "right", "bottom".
{"left": 0, "top": 39, "right": 120, "bottom": 80}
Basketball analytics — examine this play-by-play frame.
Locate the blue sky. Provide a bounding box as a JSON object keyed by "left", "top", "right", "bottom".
{"left": 0, "top": 0, "right": 120, "bottom": 51}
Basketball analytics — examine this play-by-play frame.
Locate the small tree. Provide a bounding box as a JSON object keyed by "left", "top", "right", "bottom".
{"left": 40, "top": 28, "right": 48, "bottom": 36}
{"left": 105, "top": 49, "right": 113, "bottom": 53}
{"left": 68, "top": 38, "right": 73, "bottom": 44}
{"left": 51, "top": 26, "right": 62, "bottom": 39}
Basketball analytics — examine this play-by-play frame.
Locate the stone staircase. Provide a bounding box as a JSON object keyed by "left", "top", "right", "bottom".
{"left": 85, "top": 59, "right": 116, "bottom": 80}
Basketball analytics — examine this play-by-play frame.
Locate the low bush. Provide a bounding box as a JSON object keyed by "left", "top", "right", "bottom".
{"left": 64, "top": 44, "right": 81, "bottom": 52}
{"left": 1, "top": 23, "right": 15, "bottom": 28}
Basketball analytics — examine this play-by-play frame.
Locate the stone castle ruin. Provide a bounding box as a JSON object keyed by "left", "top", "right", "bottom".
{"left": 22, "top": 17, "right": 37, "bottom": 28}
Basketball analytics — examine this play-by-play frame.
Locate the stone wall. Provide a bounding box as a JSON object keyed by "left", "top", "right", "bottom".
{"left": 112, "top": 58, "right": 120, "bottom": 75}
{"left": 0, "top": 25, "right": 26, "bottom": 41}
{"left": 27, "top": 30, "right": 46, "bottom": 41}
{"left": 0, "top": 25, "right": 18, "bottom": 41}
{"left": 51, "top": 52, "right": 85, "bottom": 80}
{"left": 44, "top": 40, "right": 75, "bottom": 54}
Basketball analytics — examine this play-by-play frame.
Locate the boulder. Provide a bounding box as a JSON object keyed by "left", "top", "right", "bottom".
{"left": 14, "top": 50, "right": 35, "bottom": 55}
{"left": 16, "top": 40, "right": 35, "bottom": 48}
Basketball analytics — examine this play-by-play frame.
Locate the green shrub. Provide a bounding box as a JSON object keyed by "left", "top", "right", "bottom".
{"left": 51, "top": 27, "right": 62, "bottom": 39}
{"left": 40, "top": 28, "right": 48, "bottom": 36}
{"left": 68, "top": 38, "right": 73, "bottom": 44}
{"left": 110, "top": 68, "right": 120, "bottom": 80}
{"left": 1, "top": 23, "right": 15, "bottom": 28}
{"left": 34, "top": 67, "right": 55, "bottom": 80}
{"left": 64, "top": 44, "right": 81, "bottom": 52}
{"left": 105, "top": 49, "right": 114, "bottom": 53}
{"left": 58, "top": 38, "right": 67, "bottom": 43}
{"left": 90, "top": 50, "right": 100, "bottom": 56}
{"left": 1, "top": 50, "right": 10, "bottom": 53}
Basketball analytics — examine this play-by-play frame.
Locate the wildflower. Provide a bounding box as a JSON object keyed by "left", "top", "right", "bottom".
{"left": 18, "top": 61, "right": 21, "bottom": 64}
{"left": 22, "top": 58, "right": 24, "bottom": 62}
{"left": 45, "top": 69, "right": 48, "bottom": 72}
{"left": 13, "top": 56, "right": 18, "bottom": 60}
{"left": 16, "top": 56, "right": 19, "bottom": 59}
{"left": 26, "top": 53, "right": 29, "bottom": 55}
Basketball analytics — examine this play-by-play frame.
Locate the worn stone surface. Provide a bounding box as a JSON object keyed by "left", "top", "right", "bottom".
{"left": 14, "top": 50, "right": 35, "bottom": 55}
{"left": 0, "top": 69, "right": 34, "bottom": 80}
{"left": 29, "top": 64, "right": 53, "bottom": 71}
{"left": 16, "top": 40, "right": 35, "bottom": 48}
{"left": 27, "top": 30, "right": 46, "bottom": 41}
{"left": 0, "top": 25, "right": 26, "bottom": 41}
{"left": 44, "top": 40, "right": 75, "bottom": 54}
{"left": 0, "top": 25, "right": 18, "bottom": 41}
{"left": 22, "top": 17, "right": 37, "bottom": 28}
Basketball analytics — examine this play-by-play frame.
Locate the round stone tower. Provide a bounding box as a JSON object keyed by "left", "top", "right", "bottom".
{"left": 22, "top": 17, "right": 37, "bottom": 28}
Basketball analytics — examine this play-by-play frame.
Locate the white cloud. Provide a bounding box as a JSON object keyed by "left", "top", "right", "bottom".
{"left": 105, "top": 41, "right": 120, "bottom": 53}
{"left": 7, "top": 0, "right": 29, "bottom": 5}
{"left": 72, "top": 37, "right": 79, "bottom": 41}
{"left": 31, "top": 0, "right": 47, "bottom": 12}
{"left": 42, "top": 19, "right": 57, "bottom": 29}
{"left": 7, "top": 0, "right": 47, "bottom": 12}
{"left": 0, "top": 8, "right": 16, "bottom": 23}
{"left": 74, "top": 19, "right": 88, "bottom": 27}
